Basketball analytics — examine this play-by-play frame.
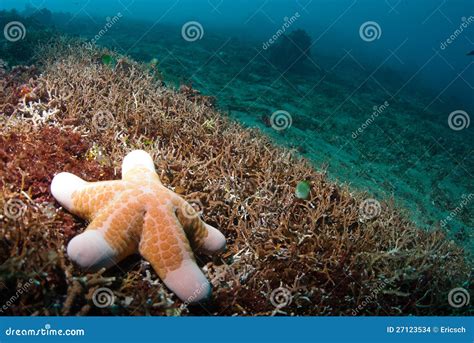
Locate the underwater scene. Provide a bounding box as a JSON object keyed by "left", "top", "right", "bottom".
{"left": 0, "top": 0, "right": 472, "bottom": 316}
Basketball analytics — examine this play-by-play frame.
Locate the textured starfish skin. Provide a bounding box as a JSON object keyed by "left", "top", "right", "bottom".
{"left": 51, "top": 150, "right": 226, "bottom": 303}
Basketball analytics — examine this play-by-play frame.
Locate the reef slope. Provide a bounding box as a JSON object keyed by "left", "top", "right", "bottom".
{"left": 0, "top": 41, "right": 471, "bottom": 316}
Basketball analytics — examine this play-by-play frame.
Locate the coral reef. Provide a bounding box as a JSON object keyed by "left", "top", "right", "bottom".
{"left": 16, "top": 11, "right": 473, "bottom": 246}
{"left": 0, "top": 40, "right": 471, "bottom": 316}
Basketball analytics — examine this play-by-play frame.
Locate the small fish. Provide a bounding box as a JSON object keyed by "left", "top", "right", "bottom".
{"left": 467, "top": 51, "right": 474, "bottom": 56}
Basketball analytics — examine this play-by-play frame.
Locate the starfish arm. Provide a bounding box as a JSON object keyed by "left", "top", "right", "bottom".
{"left": 69, "top": 181, "right": 127, "bottom": 220}
{"left": 51, "top": 172, "right": 87, "bottom": 213}
{"left": 121, "top": 150, "right": 157, "bottom": 181}
{"left": 67, "top": 194, "right": 144, "bottom": 270}
{"left": 139, "top": 209, "right": 211, "bottom": 303}
{"left": 174, "top": 196, "right": 226, "bottom": 254}
{"left": 51, "top": 172, "right": 125, "bottom": 220}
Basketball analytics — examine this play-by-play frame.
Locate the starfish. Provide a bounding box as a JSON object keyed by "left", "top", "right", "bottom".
{"left": 51, "top": 150, "right": 226, "bottom": 303}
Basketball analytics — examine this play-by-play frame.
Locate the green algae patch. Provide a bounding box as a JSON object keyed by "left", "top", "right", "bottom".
{"left": 295, "top": 180, "right": 311, "bottom": 200}
{"left": 101, "top": 54, "right": 116, "bottom": 67}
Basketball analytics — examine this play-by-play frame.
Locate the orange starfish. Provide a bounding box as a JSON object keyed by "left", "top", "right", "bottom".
{"left": 51, "top": 150, "right": 226, "bottom": 303}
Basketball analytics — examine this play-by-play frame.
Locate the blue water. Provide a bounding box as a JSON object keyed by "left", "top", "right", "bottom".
{"left": 1, "top": 0, "right": 473, "bottom": 251}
